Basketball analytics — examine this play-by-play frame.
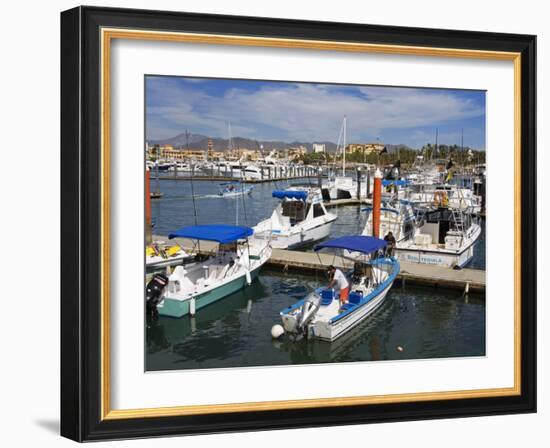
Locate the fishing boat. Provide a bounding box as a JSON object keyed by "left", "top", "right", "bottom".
{"left": 361, "top": 199, "right": 481, "bottom": 268}
{"left": 155, "top": 224, "right": 272, "bottom": 318}
{"left": 218, "top": 182, "right": 253, "bottom": 197}
{"left": 275, "top": 235, "right": 399, "bottom": 341}
{"left": 253, "top": 188, "right": 337, "bottom": 249}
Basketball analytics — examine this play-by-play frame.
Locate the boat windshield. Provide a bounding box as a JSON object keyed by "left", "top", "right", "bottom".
{"left": 282, "top": 200, "right": 307, "bottom": 223}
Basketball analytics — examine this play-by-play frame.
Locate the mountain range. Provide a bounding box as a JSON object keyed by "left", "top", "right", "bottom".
{"left": 148, "top": 132, "right": 421, "bottom": 154}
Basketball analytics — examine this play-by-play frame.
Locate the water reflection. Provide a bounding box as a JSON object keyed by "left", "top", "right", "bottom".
{"left": 146, "top": 270, "right": 485, "bottom": 371}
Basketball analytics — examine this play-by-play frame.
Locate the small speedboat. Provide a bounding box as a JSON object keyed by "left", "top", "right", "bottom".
{"left": 218, "top": 182, "right": 253, "bottom": 197}
{"left": 275, "top": 235, "right": 399, "bottom": 341}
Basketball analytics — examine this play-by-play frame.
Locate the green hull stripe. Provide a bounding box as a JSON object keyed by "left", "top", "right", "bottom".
{"left": 159, "top": 267, "right": 260, "bottom": 318}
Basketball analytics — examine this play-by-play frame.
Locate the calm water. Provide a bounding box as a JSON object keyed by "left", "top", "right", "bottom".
{"left": 146, "top": 269, "right": 485, "bottom": 371}
{"left": 146, "top": 179, "right": 486, "bottom": 371}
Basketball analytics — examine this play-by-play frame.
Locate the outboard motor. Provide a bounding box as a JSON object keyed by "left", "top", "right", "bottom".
{"left": 146, "top": 273, "right": 168, "bottom": 318}
{"left": 297, "top": 292, "right": 322, "bottom": 331}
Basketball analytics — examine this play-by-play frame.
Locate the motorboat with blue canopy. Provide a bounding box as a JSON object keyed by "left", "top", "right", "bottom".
{"left": 275, "top": 235, "right": 399, "bottom": 341}
{"left": 153, "top": 224, "right": 271, "bottom": 318}
{"left": 253, "top": 187, "right": 337, "bottom": 249}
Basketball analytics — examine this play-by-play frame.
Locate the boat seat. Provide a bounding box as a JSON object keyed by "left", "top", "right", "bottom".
{"left": 348, "top": 291, "right": 363, "bottom": 305}
{"left": 340, "top": 303, "right": 356, "bottom": 312}
{"left": 320, "top": 289, "right": 334, "bottom": 306}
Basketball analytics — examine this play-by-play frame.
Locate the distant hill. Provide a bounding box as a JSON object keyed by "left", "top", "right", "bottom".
{"left": 149, "top": 134, "right": 339, "bottom": 152}
{"left": 149, "top": 132, "right": 209, "bottom": 148}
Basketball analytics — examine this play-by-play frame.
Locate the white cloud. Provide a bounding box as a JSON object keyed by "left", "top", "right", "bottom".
{"left": 146, "top": 78, "right": 485, "bottom": 144}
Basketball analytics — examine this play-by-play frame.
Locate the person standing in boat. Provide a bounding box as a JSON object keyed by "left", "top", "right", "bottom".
{"left": 384, "top": 231, "right": 396, "bottom": 258}
{"left": 327, "top": 265, "right": 350, "bottom": 305}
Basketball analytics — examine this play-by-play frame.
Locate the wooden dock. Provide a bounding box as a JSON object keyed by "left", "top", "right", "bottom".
{"left": 268, "top": 249, "right": 485, "bottom": 293}
{"left": 152, "top": 236, "right": 485, "bottom": 293}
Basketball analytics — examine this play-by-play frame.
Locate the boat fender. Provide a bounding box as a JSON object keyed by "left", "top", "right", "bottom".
{"left": 245, "top": 270, "right": 252, "bottom": 285}
{"left": 271, "top": 324, "right": 285, "bottom": 339}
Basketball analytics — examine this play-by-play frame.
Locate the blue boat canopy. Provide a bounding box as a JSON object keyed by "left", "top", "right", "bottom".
{"left": 314, "top": 235, "right": 387, "bottom": 254}
{"left": 168, "top": 224, "right": 253, "bottom": 244}
{"left": 382, "top": 179, "right": 410, "bottom": 187}
{"left": 272, "top": 190, "right": 308, "bottom": 200}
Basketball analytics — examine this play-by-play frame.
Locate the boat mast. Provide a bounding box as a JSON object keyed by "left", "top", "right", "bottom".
{"left": 434, "top": 128, "right": 438, "bottom": 160}
{"left": 461, "top": 127, "right": 464, "bottom": 170}
{"left": 342, "top": 115, "right": 347, "bottom": 177}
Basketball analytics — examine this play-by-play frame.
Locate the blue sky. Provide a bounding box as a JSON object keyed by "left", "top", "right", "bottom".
{"left": 145, "top": 76, "right": 486, "bottom": 150}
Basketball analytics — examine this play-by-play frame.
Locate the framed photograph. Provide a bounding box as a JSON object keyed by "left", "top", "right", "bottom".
{"left": 60, "top": 6, "right": 536, "bottom": 441}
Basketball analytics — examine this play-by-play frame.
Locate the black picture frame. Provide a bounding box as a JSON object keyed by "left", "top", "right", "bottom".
{"left": 61, "top": 5, "right": 536, "bottom": 442}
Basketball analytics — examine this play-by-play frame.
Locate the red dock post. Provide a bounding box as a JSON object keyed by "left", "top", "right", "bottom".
{"left": 145, "top": 167, "right": 152, "bottom": 245}
{"left": 372, "top": 168, "right": 382, "bottom": 239}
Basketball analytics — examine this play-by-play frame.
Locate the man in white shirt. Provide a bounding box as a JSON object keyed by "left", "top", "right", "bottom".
{"left": 327, "top": 265, "right": 350, "bottom": 305}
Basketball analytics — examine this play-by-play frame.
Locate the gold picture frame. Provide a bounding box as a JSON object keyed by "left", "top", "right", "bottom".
{"left": 61, "top": 6, "right": 536, "bottom": 441}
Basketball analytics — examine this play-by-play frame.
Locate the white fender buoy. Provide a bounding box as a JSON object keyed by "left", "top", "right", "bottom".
{"left": 271, "top": 324, "right": 285, "bottom": 339}
{"left": 245, "top": 270, "right": 252, "bottom": 285}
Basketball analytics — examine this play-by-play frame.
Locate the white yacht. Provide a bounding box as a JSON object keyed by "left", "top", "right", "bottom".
{"left": 167, "top": 161, "right": 194, "bottom": 173}
{"left": 361, "top": 199, "right": 481, "bottom": 268}
{"left": 253, "top": 188, "right": 337, "bottom": 249}
{"left": 241, "top": 164, "right": 263, "bottom": 180}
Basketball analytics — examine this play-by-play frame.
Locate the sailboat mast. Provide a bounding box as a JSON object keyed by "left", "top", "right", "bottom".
{"left": 434, "top": 128, "right": 438, "bottom": 160}
{"left": 461, "top": 128, "right": 464, "bottom": 168}
{"left": 342, "top": 115, "right": 347, "bottom": 177}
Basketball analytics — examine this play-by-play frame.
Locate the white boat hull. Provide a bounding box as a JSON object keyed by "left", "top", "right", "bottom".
{"left": 307, "top": 282, "right": 393, "bottom": 341}
{"left": 396, "top": 223, "right": 481, "bottom": 268}
{"left": 280, "top": 258, "right": 399, "bottom": 342}
{"left": 270, "top": 219, "right": 336, "bottom": 249}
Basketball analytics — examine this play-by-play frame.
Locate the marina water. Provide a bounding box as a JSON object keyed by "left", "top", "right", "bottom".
{"left": 147, "top": 179, "right": 486, "bottom": 371}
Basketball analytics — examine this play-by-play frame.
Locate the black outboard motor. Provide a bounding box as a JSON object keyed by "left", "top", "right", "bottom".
{"left": 146, "top": 273, "right": 169, "bottom": 318}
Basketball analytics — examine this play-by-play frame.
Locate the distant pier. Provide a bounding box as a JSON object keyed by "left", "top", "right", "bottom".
{"left": 157, "top": 175, "right": 317, "bottom": 184}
